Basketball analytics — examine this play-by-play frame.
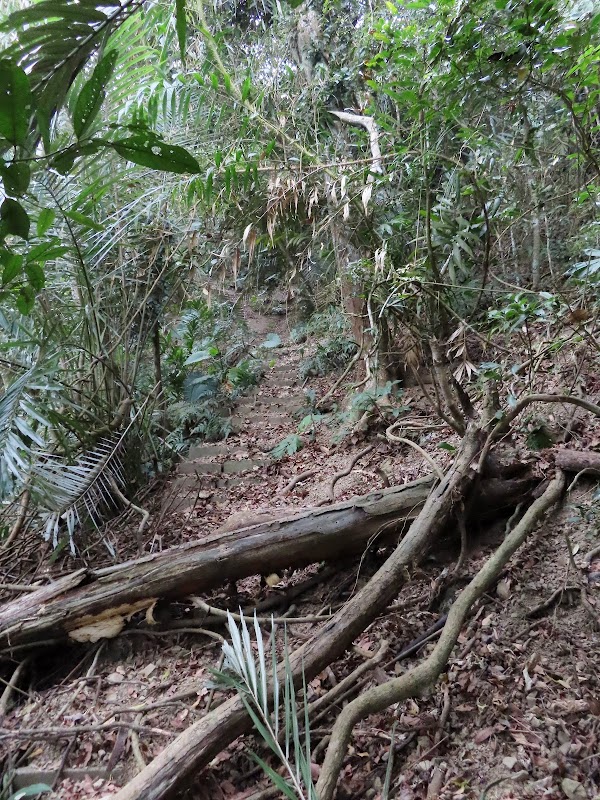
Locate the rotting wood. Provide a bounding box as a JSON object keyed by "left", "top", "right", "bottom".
{"left": 0, "top": 478, "right": 433, "bottom": 654}
{"left": 555, "top": 449, "right": 600, "bottom": 474}
{"left": 110, "top": 424, "right": 486, "bottom": 800}
{"left": 0, "top": 470, "right": 533, "bottom": 656}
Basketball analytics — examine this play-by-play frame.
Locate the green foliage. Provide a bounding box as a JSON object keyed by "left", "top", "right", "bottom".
{"left": 300, "top": 336, "right": 358, "bottom": 379}
{"left": 7, "top": 785, "right": 52, "bottom": 799}
{"left": 270, "top": 434, "right": 303, "bottom": 459}
{"left": 165, "top": 400, "right": 233, "bottom": 446}
{"left": 214, "top": 612, "right": 317, "bottom": 800}
{"left": 0, "top": 1, "right": 201, "bottom": 315}
{"left": 73, "top": 49, "right": 119, "bottom": 139}
{"left": 488, "top": 292, "right": 562, "bottom": 334}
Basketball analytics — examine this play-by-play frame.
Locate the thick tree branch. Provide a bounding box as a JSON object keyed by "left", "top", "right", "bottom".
{"left": 315, "top": 471, "right": 566, "bottom": 800}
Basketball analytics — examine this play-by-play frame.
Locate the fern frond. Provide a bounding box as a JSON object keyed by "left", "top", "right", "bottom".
{"left": 32, "top": 436, "right": 126, "bottom": 548}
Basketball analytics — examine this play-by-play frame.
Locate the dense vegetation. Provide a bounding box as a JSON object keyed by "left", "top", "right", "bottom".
{"left": 1, "top": 0, "right": 599, "bottom": 544}
{"left": 1, "top": 0, "right": 600, "bottom": 796}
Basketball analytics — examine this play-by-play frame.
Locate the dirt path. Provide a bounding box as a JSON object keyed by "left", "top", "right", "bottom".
{"left": 4, "top": 307, "right": 600, "bottom": 800}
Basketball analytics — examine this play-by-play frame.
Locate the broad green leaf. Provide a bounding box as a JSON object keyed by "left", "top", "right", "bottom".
{"left": 260, "top": 333, "right": 281, "bottom": 349}
{"left": 0, "top": 61, "right": 32, "bottom": 147}
{"left": 0, "top": 198, "right": 30, "bottom": 240}
{"left": 175, "top": 0, "right": 187, "bottom": 64}
{"left": 438, "top": 442, "right": 457, "bottom": 452}
{"left": 110, "top": 136, "right": 201, "bottom": 174}
{"left": 26, "top": 239, "right": 67, "bottom": 264}
{"left": 64, "top": 210, "right": 104, "bottom": 231}
{"left": 0, "top": 161, "right": 30, "bottom": 196}
{"left": 250, "top": 754, "right": 297, "bottom": 799}
{"left": 24, "top": 261, "right": 45, "bottom": 291}
{"left": 50, "top": 145, "right": 79, "bottom": 175}
{"left": 184, "top": 348, "right": 216, "bottom": 365}
{"left": 15, "top": 284, "right": 35, "bottom": 314}
{"left": 241, "top": 75, "right": 252, "bottom": 101}
{"left": 36, "top": 208, "right": 55, "bottom": 236}
{"left": 0, "top": 249, "right": 23, "bottom": 284}
{"left": 73, "top": 49, "right": 119, "bottom": 139}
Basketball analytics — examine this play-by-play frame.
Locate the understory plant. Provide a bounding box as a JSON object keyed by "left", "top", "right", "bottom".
{"left": 214, "top": 611, "right": 317, "bottom": 800}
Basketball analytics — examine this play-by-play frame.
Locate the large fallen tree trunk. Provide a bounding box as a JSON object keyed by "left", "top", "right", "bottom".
{"left": 112, "top": 425, "right": 487, "bottom": 800}
{"left": 0, "top": 468, "right": 532, "bottom": 655}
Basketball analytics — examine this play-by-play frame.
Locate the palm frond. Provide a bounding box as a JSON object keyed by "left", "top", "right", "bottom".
{"left": 217, "top": 611, "right": 317, "bottom": 800}
{"left": 32, "top": 436, "right": 126, "bottom": 548}
{"left": 0, "top": 368, "right": 57, "bottom": 499}
{"left": 1, "top": 0, "right": 142, "bottom": 123}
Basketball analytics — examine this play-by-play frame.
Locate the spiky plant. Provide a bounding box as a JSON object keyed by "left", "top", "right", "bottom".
{"left": 215, "top": 611, "right": 318, "bottom": 800}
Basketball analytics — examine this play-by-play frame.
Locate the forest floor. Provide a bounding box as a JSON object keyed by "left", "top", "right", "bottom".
{"left": 2, "top": 303, "right": 600, "bottom": 800}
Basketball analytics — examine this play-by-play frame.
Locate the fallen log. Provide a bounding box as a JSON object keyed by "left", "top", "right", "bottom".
{"left": 3, "top": 476, "right": 430, "bottom": 654}
{"left": 555, "top": 449, "right": 600, "bottom": 474}
{"left": 112, "top": 425, "right": 487, "bottom": 800}
{"left": 0, "top": 467, "right": 532, "bottom": 656}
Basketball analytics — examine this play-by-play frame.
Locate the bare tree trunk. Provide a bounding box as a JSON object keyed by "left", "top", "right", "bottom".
{"left": 530, "top": 178, "right": 542, "bottom": 290}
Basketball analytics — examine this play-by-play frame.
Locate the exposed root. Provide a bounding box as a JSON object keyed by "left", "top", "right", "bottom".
{"left": 0, "top": 657, "right": 29, "bottom": 719}
{"left": 112, "top": 425, "right": 485, "bottom": 800}
{"left": 386, "top": 422, "right": 444, "bottom": 481}
{"left": 2, "top": 487, "right": 31, "bottom": 550}
{"left": 279, "top": 468, "right": 319, "bottom": 496}
{"left": 315, "top": 471, "right": 565, "bottom": 800}
{"left": 109, "top": 477, "right": 150, "bottom": 554}
{"left": 322, "top": 445, "right": 375, "bottom": 504}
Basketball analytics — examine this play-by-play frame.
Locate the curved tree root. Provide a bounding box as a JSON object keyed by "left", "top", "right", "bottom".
{"left": 315, "top": 471, "right": 566, "bottom": 800}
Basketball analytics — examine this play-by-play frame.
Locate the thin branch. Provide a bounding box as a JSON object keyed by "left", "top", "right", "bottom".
{"left": 491, "top": 394, "right": 600, "bottom": 439}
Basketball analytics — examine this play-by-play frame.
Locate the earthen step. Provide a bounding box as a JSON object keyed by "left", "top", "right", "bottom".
{"left": 166, "top": 472, "right": 264, "bottom": 510}
{"left": 178, "top": 458, "right": 269, "bottom": 476}
{"left": 188, "top": 444, "right": 249, "bottom": 459}
{"left": 265, "top": 375, "right": 300, "bottom": 387}
{"left": 233, "top": 413, "right": 291, "bottom": 427}
{"left": 237, "top": 398, "right": 302, "bottom": 412}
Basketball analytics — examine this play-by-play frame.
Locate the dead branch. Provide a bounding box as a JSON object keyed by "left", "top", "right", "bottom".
{"left": 316, "top": 346, "right": 363, "bottom": 409}
{"left": 315, "top": 471, "right": 566, "bottom": 800}
{"left": 279, "top": 468, "right": 319, "bottom": 496}
{"left": 492, "top": 394, "right": 600, "bottom": 439}
{"left": 0, "top": 720, "right": 173, "bottom": 740}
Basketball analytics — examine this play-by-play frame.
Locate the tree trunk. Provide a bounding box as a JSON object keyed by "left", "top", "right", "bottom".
{"left": 0, "top": 471, "right": 533, "bottom": 655}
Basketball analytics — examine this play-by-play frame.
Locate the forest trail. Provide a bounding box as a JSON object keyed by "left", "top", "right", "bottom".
{"left": 4, "top": 309, "right": 600, "bottom": 800}
{"left": 168, "top": 310, "right": 304, "bottom": 513}
{"left": 162, "top": 303, "right": 401, "bottom": 528}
